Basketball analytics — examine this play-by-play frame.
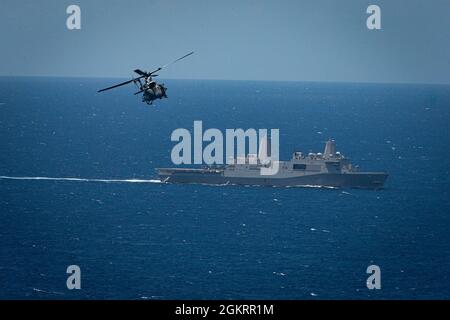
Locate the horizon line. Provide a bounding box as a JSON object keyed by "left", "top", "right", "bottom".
{"left": 1, "top": 74, "right": 449, "bottom": 87}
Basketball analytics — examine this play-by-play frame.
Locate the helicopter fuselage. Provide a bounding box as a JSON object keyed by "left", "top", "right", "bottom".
{"left": 141, "top": 81, "right": 167, "bottom": 104}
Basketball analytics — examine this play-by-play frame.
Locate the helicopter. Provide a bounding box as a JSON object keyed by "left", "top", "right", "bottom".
{"left": 97, "top": 51, "right": 194, "bottom": 105}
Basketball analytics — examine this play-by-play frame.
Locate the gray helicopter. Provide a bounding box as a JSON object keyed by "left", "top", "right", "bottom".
{"left": 97, "top": 51, "right": 194, "bottom": 105}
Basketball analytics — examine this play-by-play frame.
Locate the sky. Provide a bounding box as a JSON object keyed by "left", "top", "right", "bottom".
{"left": 0, "top": 0, "right": 449, "bottom": 84}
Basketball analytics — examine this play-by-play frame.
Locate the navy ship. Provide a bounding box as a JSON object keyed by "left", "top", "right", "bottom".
{"left": 157, "top": 139, "right": 388, "bottom": 188}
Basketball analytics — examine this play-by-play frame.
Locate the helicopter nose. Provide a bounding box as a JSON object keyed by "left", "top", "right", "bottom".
{"left": 161, "top": 85, "right": 168, "bottom": 98}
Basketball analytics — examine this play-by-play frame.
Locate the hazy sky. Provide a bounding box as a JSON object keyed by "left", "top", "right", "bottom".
{"left": 1, "top": 0, "right": 449, "bottom": 83}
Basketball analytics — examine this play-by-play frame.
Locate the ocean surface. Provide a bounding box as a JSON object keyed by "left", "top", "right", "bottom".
{"left": 0, "top": 77, "right": 449, "bottom": 299}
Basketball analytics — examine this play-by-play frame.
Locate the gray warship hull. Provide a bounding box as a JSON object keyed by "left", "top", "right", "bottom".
{"left": 157, "top": 139, "right": 388, "bottom": 189}
{"left": 157, "top": 168, "right": 388, "bottom": 188}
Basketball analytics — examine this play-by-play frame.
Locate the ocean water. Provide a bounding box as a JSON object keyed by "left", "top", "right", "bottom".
{"left": 0, "top": 77, "right": 449, "bottom": 299}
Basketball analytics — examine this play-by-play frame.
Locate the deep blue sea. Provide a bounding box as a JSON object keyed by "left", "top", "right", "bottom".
{"left": 0, "top": 77, "right": 449, "bottom": 299}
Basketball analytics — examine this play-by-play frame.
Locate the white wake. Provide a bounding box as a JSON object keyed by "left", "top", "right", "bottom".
{"left": 0, "top": 176, "right": 162, "bottom": 184}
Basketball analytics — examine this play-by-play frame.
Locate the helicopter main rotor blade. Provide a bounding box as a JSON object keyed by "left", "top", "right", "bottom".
{"left": 162, "top": 51, "right": 194, "bottom": 68}
{"left": 97, "top": 76, "right": 144, "bottom": 93}
{"left": 148, "top": 67, "right": 162, "bottom": 75}
{"left": 148, "top": 51, "right": 194, "bottom": 75}
{"left": 133, "top": 69, "right": 147, "bottom": 76}
{"left": 138, "top": 51, "right": 194, "bottom": 77}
